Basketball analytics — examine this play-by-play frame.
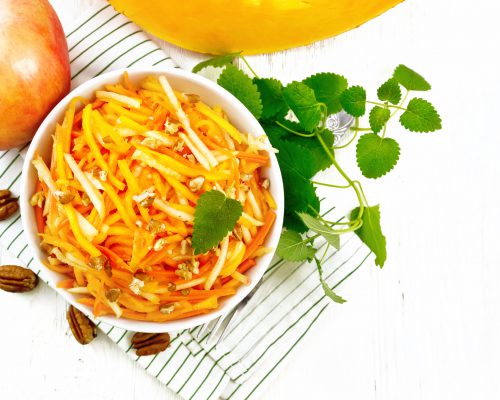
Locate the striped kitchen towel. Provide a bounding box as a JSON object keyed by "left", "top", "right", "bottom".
{"left": 0, "top": 2, "right": 371, "bottom": 400}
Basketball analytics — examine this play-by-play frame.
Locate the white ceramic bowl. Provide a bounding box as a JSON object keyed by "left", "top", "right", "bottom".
{"left": 20, "top": 67, "right": 284, "bottom": 333}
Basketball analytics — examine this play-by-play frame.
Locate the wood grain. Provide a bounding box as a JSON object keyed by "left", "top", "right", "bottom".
{"left": 1, "top": 0, "right": 500, "bottom": 399}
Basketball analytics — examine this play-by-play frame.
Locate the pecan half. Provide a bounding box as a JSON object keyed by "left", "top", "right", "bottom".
{"left": 131, "top": 332, "right": 170, "bottom": 356}
{"left": 0, "top": 265, "right": 38, "bottom": 293}
{"left": 0, "top": 189, "right": 18, "bottom": 221}
{"left": 67, "top": 305, "right": 97, "bottom": 345}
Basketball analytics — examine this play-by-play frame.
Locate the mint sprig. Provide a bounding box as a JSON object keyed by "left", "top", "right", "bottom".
{"left": 192, "top": 58, "right": 441, "bottom": 303}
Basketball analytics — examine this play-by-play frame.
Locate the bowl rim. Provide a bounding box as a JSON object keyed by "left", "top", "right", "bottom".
{"left": 20, "top": 66, "right": 284, "bottom": 333}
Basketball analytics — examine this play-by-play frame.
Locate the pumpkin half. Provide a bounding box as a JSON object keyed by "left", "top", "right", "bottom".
{"left": 108, "top": 0, "right": 404, "bottom": 55}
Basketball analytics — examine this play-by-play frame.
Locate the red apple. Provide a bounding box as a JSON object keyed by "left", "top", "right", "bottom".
{"left": 0, "top": 0, "right": 70, "bottom": 150}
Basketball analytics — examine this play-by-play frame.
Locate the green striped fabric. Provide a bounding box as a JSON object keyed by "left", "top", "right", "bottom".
{"left": 0, "top": 3, "right": 371, "bottom": 400}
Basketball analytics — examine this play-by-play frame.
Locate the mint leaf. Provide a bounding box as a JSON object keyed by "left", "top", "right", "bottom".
{"left": 377, "top": 78, "right": 402, "bottom": 104}
{"left": 369, "top": 106, "right": 391, "bottom": 134}
{"left": 282, "top": 81, "right": 322, "bottom": 132}
{"left": 192, "top": 52, "right": 241, "bottom": 73}
{"left": 315, "top": 258, "right": 346, "bottom": 304}
{"left": 269, "top": 121, "right": 334, "bottom": 173}
{"left": 393, "top": 65, "right": 431, "bottom": 91}
{"left": 340, "top": 86, "right": 366, "bottom": 117}
{"left": 350, "top": 205, "right": 387, "bottom": 267}
{"left": 399, "top": 98, "right": 442, "bottom": 132}
{"left": 356, "top": 133, "right": 400, "bottom": 179}
{"left": 276, "top": 230, "right": 316, "bottom": 261}
{"left": 218, "top": 65, "right": 262, "bottom": 119}
{"left": 303, "top": 73, "right": 348, "bottom": 114}
{"left": 192, "top": 190, "right": 243, "bottom": 254}
{"left": 254, "top": 78, "right": 288, "bottom": 121}
{"left": 298, "top": 213, "right": 340, "bottom": 250}
{"left": 265, "top": 128, "right": 320, "bottom": 232}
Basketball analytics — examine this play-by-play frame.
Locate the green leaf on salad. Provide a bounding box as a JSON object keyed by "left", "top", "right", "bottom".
{"left": 217, "top": 64, "right": 262, "bottom": 119}
{"left": 399, "top": 98, "right": 442, "bottom": 132}
{"left": 350, "top": 205, "right": 387, "bottom": 267}
{"left": 356, "top": 133, "right": 400, "bottom": 179}
{"left": 377, "top": 78, "right": 402, "bottom": 104}
{"left": 369, "top": 106, "right": 391, "bottom": 134}
{"left": 276, "top": 230, "right": 316, "bottom": 261}
{"left": 315, "top": 258, "right": 346, "bottom": 304}
{"left": 340, "top": 86, "right": 367, "bottom": 117}
{"left": 282, "top": 81, "right": 322, "bottom": 132}
{"left": 192, "top": 52, "right": 241, "bottom": 73}
{"left": 393, "top": 64, "right": 431, "bottom": 91}
{"left": 192, "top": 190, "right": 243, "bottom": 254}
{"left": 298, "top": 213, "right": 340, "bottom": 249}
{"left": 254, "top": 78, "right": 289, "bottom": 120}
{"left": 303, "top": 72, "right": 348, "bottom": 114}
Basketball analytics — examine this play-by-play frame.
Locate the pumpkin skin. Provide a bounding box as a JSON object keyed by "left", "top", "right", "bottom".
{"left": 108, "top": 0, "right": 404, "bottom": 55}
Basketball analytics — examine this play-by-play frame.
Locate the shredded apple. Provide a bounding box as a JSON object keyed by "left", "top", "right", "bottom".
{"left": 31, "top": 72, "right": 276, "bottom": 322}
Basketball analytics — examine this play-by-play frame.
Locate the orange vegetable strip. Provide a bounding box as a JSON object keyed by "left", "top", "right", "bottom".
{"left": 263, "top": 189, "right": 277, "bottom": 210}
{"left": 195, "top": 102, "right": 243, "bottom": 143}
{"left": 82, "top": 105, "right": 125, "bottom": 191}
{"left": 100, "top": 180, "right": 136, "bottom": 229}
{"left": 96, "top": 245, "right": 129, "bottom": 270}
{"left": 117, "top": 160, "right": 150, "bottom": 221}
{"left": 35, "top": 205, "right": 45, "bottom": 234}
{"left": 237, "top": 259, "right": 256, "bottom": 274}
{"left": 243, "top": 210, "right": 276, "bottom": 262}
{"left": 77, "top": 297, "right": 95, "bottom": 307}
{"left": 57, "top": 278, "right": 76, "bottom": 289}
{"left": 63, "top": 205, "right": 101, "bottom": 257}
{"left": 236, "top": 152, "right": 269, "bottom": 165}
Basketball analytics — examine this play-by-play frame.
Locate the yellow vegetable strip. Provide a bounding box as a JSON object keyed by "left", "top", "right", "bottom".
{"left": 82, "top": 105, "right": 125, "bottom": 191}
{"left": 165, "top": 176, "right": 198, "bottom": 203}
{"left": 158, "top": 75, "right": 218, "bottom": 169}
{"left": 100, "top": 180, "right": 136, "bottom": 229}
{"left": 63, "top": 205, "right": 101, "bottom": 257}
{"left": 117, "top": 160, "right": 150, "bottom": 221}
{"left": 240, "top": 212, "right": 264, "bottom": 227}
{"left": 39, "top": 233, "right": 82, "bottom": 255}
{"left": 195, "top": 102, "right": 243, "bottom": 144}
{"left": 103, "top": 102, "right": 149, "bottom": 123}
{"left": 205, "top": 235, "right": 230, "bottom": 290}
{"left": 132, "top": 148, "right": 182, "bottom": 180}
{"left": 64, "top": 153, "right": 105, "bottom": 219}
{"left": 96, "top": 90, "right": 141, "bottom": 109}
{"left": 142, "top": 145, "right": 230, "bottom": 180}
{"left": 54, "top": 131, "right": 67, "bottom": 180}
{"left": 92, "top": 111, "right": 130, "bottom": 152}
{"left": 117, "top": 115, "right": 148, "bottom": 133}
{"left": 106, "top": 226, "right": 133, "bottom": 236}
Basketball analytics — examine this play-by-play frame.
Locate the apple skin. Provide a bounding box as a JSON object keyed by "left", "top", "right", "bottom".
{"left": 0, "top": 0, "right": 70, "bottom": 150}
